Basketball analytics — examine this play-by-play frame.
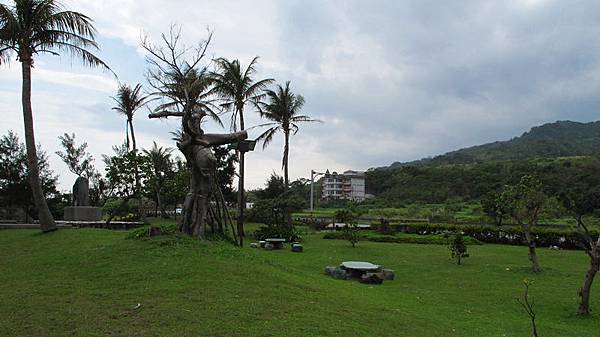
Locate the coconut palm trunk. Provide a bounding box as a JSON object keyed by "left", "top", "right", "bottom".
{"left": 283, "top": 129, "right": 292, "bottom": 229}
{"left": 21, "top": 58, "right": 56, "bottom": 231}
{"left": 1, "top": 0, "right": 112, "bottom": 233}
{"left": 128, "top": 119, "right": 136, "bottom": 152}
{"left": 156, "top": 190, "right": 165, "bottom": 218}
{"left": 283, "top": 130, "right": 290, "bottom": 189}
{"left": 237, "top": 105, "right": 246, "bottom": 246}
{"left": 128, "top": 123, "right": 146, "bottom": 223}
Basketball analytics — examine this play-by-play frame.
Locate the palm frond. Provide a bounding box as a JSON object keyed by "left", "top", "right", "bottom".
{"left": 0, "top": 0, "right": 111, "bottom": 72}
{"left": 48, "top": 10, "right": 97, "bottom": 39}
{"left": 256, "top": 126, "right": 280, "bottom": 150}
{"left": 38, "top": 40, "right": 112, "bottom": 73}
{"left": 290, "top": 115, "right": 322, "bottom": 123}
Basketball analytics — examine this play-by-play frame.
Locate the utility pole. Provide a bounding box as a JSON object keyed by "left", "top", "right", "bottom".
{"left": 310, "top": 170, "right": 325, "bottom": 213}
{"left": 230, "top": 140, "right": 256, "bottom": 247}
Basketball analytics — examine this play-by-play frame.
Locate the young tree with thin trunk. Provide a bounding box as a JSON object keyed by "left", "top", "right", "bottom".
{"left": 56, "top": 133, "right": 95, "bottom": 178}
{"left": 517, "top": 279, "right": 539, "bottom": 337}
{"left": 211, "top": 57, "right": 273, "bottom": 243}
{"left": 501, "top": 175, "right": 544, "bottom": 273}
{"left": 560, "top": 187, "right": 600, "bottom": 316}
{"left": 0, "top": 0, "right": 111, "bottom": 231}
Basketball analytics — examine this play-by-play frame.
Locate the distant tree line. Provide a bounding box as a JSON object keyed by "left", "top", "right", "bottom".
{"left": 365, "top": 157, "right": 600, "bottom": 206}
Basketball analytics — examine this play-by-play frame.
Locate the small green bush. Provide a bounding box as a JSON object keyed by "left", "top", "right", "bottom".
{"left": 447, "top": 233, "right": 469, "bottom": 265}
{"left": 254, "top": 224, "right": 302, "bottom": 242}
{"left": 127, "top": 224, "right": 177, "bottom": 240}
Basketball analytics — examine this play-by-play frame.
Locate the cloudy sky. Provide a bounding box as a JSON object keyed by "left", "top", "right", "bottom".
{"left": 2, "top": 0, "right": 600, "bottom": 190}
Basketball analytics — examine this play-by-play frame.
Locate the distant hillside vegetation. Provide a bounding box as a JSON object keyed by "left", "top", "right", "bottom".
{"left": 388, "top": 120, "right": 600, "bottom": 168}
{"left": 365, "top": 156, "right": 600, "bottom": 206}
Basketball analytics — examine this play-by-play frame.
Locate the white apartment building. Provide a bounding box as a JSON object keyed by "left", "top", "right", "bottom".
{"left": 321, "top": 170, "right": 366, "bottom": 202}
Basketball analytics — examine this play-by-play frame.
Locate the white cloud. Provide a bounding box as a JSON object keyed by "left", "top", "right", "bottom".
{"left": 3, "top": 0, "right": 600, "bottom": 192}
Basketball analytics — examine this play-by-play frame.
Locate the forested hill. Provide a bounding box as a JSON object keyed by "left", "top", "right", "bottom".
{"left": 365, "top": 156, "right": 600, "bottom": 206}
{"left": 387, "top": 120, "right": 600, "bottom": 168}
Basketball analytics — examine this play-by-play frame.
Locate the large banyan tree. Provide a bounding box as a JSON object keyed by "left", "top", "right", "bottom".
{"left": 144, "top": 28, "right": 246, "bottom": 241}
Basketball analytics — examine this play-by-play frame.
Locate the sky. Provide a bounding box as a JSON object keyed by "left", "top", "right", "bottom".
{"left": 2, "top": 0, "right": 600, "bottom": 191}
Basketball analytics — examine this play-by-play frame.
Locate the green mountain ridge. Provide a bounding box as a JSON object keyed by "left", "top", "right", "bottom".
{"left": 387, "top": 120, "right": 600, "bottom": 168}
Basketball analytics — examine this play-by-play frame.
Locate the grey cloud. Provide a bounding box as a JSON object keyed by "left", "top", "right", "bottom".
{"left": 5, "top": 0, "right": 600, "bottom": 189}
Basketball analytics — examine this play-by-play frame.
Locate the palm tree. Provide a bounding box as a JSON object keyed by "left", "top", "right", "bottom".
{"left": 211, "top": 57, "right": 274, "bottom": 131}
{"left": 256, "top": 81, "right": 320, "bottom": 188}
{"left": 211, "top": 57, "right": 273, "bottom": 243}
{"left": 0, "top": 0, "right": 111, "bottom": 232}
{"left": 111, "top": 83, "right": 151, "bottom": 222}
{"left": 112, "top": 83, "right": 151, "bottom": 152}
{"left": 143, "top": 142, "right": 173, "bottom": 218}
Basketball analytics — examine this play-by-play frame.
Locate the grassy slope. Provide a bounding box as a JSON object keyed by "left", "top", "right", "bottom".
{"left": 0, "top": 229, "right": 598, "bottom": 337}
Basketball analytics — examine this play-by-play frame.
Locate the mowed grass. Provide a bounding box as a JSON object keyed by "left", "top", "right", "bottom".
{"left": 0, "top": 229, "right": 598, "bottom": 337}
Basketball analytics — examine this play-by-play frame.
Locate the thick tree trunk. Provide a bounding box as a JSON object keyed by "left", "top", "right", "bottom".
{"left": 578, "top": 256, "right": 599, "bottom": 316}
{"left": 178, "top": 130, "right": 246, "bottom": 240}
{"left": 524, "top": 227, "right": 541, "bottom": 273}
{"left": 20, "top": 60, "right": 56, "bottom": 232}
{"left": 180, "top": 192, "right": 209, "bottom": 239}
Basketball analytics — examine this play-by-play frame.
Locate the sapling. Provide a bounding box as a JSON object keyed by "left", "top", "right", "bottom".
{"left": 335, "top": 208, "right": 360, "bottom": 248}
{"left": 517, "top": 279, "right": 539, "bottom": 337}
{"left": 448, "top": 233, "right": 469, "bottom": 265}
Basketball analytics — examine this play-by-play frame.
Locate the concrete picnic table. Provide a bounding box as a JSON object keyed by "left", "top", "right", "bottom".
{"left": 325, "top": 261, "right": 395, "bottom": 283}
{"left": 341, "top": 261, "right": 382, "bottom": 278}
{"left": 264, "top": 238, "right": 286, "bottom": 249}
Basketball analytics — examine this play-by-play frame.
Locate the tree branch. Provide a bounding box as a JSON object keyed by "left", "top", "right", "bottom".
{"left": 148, "top": 111, "right": 184, "bottom": 119}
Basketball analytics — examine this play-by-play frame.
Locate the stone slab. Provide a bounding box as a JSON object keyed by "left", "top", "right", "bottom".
{"left": 64, "top": 206, "right": 102, "bottom": 221}
{"left": 341, "top": 261, "right": 381, "bottom": 271}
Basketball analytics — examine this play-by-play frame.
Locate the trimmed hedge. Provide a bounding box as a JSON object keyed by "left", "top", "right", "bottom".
{"left": 322, "top": 231, "right": 481, "bottom": 246}
{"left": 389, "top": 223, "right": 597, "bottom": 250}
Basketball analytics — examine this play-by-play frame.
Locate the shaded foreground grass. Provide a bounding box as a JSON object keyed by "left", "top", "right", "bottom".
{"left": 0, "top": 229, "right": 598, "bottom": 336}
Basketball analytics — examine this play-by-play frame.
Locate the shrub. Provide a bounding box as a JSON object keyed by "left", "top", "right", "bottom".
{"left": 323, "top": 231, "right": 481, "bottom": 245}
{"left": 391, "top": 223, "right": 598, "bottom": 250}
{"left": 447, "top": 233, "right": 469, "bottom": 265}
{"left": 335, "top": 208, "right": 360, "bottom": 247}
{"left": 254, "top": 224, "right": 302, "bottom": 242}
{"left": 102, "top": 198, "right": 140, "bottom": 220}
{"left": 127, "top": 224, "right": 177, "bottom": 239}
{"left": 375, "top": 218, "right": 394, "bottom": 235}
{"left": 299, "top": 216, "right": 330, "bottom": 231}
{"left": 343, "top": 225, "right": 360, "bottom": 248}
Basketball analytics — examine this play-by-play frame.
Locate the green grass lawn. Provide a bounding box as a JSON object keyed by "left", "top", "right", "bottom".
{"left": 1, "top": 228, "right": 598, "bottom": 337}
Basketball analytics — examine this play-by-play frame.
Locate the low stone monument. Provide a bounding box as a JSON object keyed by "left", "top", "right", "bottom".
{"left": 63, "top": 177, "right": 101, "bottom": 221}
